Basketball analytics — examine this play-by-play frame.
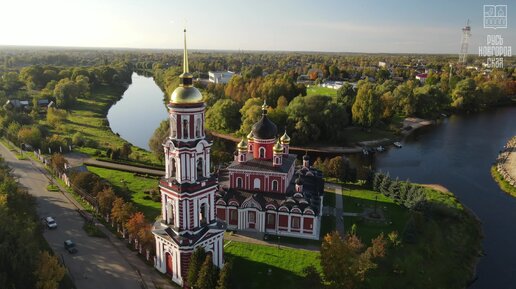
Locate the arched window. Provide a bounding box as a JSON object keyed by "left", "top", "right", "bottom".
{"left": 195, "top": 118, "right": 201, "bottom": 138}
{"left": 200, "top": 203, "right": 208, "bottom": 225}
{"left": 259, "top": 147, "right": 266, "bottom": 158}
{"left": 236, "top": 177, "right": 243, "bottom": 188}
{"left": 167, "top": 202, "right": 174, "bottom": 226}
{"left": 197, "top": 158, "right": 204, "bottom": 179}
{"left": 171, "top": 117, "right": 177, "bottom": 138}
{"left": 253, "top": 178, "right": 261, "bottom": 190}
{"left": 182, "top": 118, "right": 189, "bottom": 139}
{"left": 272, "top": 180, "right": 278, "bottom": 191}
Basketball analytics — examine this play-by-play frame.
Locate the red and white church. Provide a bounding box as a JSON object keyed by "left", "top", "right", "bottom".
{"left": 152, "top": 30, "right": 225, "bottom": 286}
{"left": 153, "top": 30, "right": 324, "bottom": 286}
{"left": 216, "top": 104, "right": 324, "bottom": 240}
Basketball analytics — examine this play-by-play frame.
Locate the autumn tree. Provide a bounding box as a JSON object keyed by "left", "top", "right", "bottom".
{"left": 126, "top": 212, "right": 146, "bottom": 244}
{"left": 111, "top": 197, "right": 126, "bottom": 231}
{"left": 49, "top": 153, "right": 68, "bottom": 175}
{"left": 97, "top": 187, "right": 116, "bottom": 220}
{"left": 17, "top": 127, "right": 42, "bottom": 148}
{"left": 34, "top": 251, "right": 65, "bottom": 289}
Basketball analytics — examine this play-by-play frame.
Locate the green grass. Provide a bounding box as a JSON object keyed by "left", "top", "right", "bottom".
{"left": 87, "top": 165, "right": 160, "bottom": 220}
{"left": 491, "top": 165, "right": 516, "bottom": 197}
{"left": 342, "top": 187, "right": 408, "bottom": 243}
{"left": 46, "top": 184, "right": 59, "bottom": 192}
{"left": 224, "top": 241, "right": 320, "bottom": 289}
{"left": 42, "top": 85, "right": 161, "bottom": 165}
{"left": 15, "top": 153, "right": 28, "bottom": 160}
{"left": 306, "top": 86, "right": 338, "bottom": 97}
{"left": 0, "top": 138, "right": 17, "bottom": 151}
{"left": 82, "top": 222, "right": 107, "bottom": 238}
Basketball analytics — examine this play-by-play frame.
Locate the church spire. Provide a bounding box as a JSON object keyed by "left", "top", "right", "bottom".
{"left": 183, "top": 28, "right": 189, "bottom": 74}
{"left": 179, "top": 28, "right": 193, "bottom": 87}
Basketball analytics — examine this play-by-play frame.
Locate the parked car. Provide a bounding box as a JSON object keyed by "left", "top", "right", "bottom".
{"left": 64, "top": 240, "right": 77, "bottom": 254}
{"left": 45, "top": 217, "right": 57, "bottom": 229}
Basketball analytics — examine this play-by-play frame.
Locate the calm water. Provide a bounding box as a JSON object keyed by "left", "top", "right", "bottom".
{"left": 109, "top": 74, "right": 516, "bottom": 288}
{"left": 376, "top": 107, "right": 516, "bottom": 289}
{"left": 107, "top": 73, "right": 169, "bottom": 150}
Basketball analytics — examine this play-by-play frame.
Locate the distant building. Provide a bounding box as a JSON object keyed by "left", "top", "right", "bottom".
{"left": 4, "top": 99, "right": 30, "bottom": 111}
{"left": 208, "top": 71, "right": 235, "bottom": 84}
{"left": 415, "top": 73, "right": 428, "bottom": 83}
{"left": 378, "top": 61, "right": 387, "bottom": 68}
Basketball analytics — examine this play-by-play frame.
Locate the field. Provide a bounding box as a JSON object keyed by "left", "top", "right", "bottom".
{"left": 306, "top": 86, "right": 338, "bottom": 97}
{"left": 224, "top": 241, "right": 320, "bottom": 289}
{"left": 87, "top": 165, "right": 161, "bottom": 220}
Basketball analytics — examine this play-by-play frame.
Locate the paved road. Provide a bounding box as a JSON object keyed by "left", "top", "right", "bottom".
{"left": 0, "top": 144, "right": 143, "bottom": 289}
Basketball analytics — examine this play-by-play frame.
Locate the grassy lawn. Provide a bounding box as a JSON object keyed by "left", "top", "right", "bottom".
{"left": 224, "top": 241, "right": 320, "bottom": 289}
{"left": 42, "top": 85, "right": 161, "bottom": 165}
{"left": 342, "top": 187, "right": 409, "bottom": 243}
{"left": 306, "top": 86, "right": 338, "bottom": 97}
{"left": 87, "top": 165, "right": 161, "bottom": 220}
{"left": 491, "top": 165, "right": 516, "bottom": 197}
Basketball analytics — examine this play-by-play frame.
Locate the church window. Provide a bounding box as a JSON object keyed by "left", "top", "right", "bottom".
{"left": 195, "top": 118, "right": 201, "bottom": 138}
{"left": 292, "top": 217, "right": 300, "bottom": 229}
{"left": 200, "top": 203, "right": 208, "bottom": 225}
{"left": 253, "top": 178, "right": 261, "bottom": 190}
{"left": 197, "top": 158, "right": 204, "bottom": 179}
{"left": 182, "top": 118, "right": 189, "bottom": 139}
{"left": 236, "top": 177, "right": 243, "bottom": 188}
{"left": 248, "top": 211, "right": 255, "bottom": 223}
{"left": 167, "top": 202, "right": 175, "bottom": 226}
{"left": 259, "top": 147, "right": 266, "bottom": 158}
{"left": 272, "top": 180, "right": 278, "bottom": 191}
{"left": 171, "top": 117, "right": 177, "bottom": 138}
{"left": 230, "top": 210, "right": 238, "bottom": 222}
{"left": 169, "top": 158, "right": 175, "bottom": 178}
{"left": 267, "top": 214, "right": 275, "bottom": 226}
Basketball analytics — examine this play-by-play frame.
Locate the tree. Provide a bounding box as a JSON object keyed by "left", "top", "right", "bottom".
{"left": 50, "top": 154, "right": 68, "bottom": 175}
{"left": 46, "top": 108, "right": 67, "bottom": 127}
{"left": 126, "top": 212, "right": 146, "bottom": 243}
{"left": 352, "top": 81, "right": 381, "bottom": 127}
{"left": 97, "top": 187, "right": 116, "bottom": 219}
{"left": 451, "top": 78, "right": 478, "bottom": 111}
{"left": 17, "top": 127, "right": 42, "bottom": 148}
{"left": 111, "top": 197, "right": 125, "bottom": 229}
{"left": 70, "top": 172, "right": 103, "bottom": 196}
{"left": 72, "top": 132, "right": 85, "bottom": 147}
{"left": 53, "top": 78, "right": 80, "bottom": 108}
{"left": 34, "top": 251, "right": 65, "bottom": 289}
{"left": 239, "top": 98, "right": 263, "bottom": 134}
{"left": 206, "top": 99, "right": 241, "bottom": 133}
{"left": 301, "top": 265, "right": 322, "bottom": 289}
{"left": 120, "top": 143, "right": 132, "bottom": 159}
{"left": 195, "top": 255, "right": 218, "bottom": 289}
{"left": 149, "top": 120, "right": 169, "bottom": 161}
{"left": 216, "top": 259, "right": 235, "bottom": 289}
{"left": 187, "top": 247, "right": 207, "bottom": 287}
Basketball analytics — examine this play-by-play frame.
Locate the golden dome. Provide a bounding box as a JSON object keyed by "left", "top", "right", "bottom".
{"left": 280, "top": 131, "right": 290, "bottom": 144}
{"left": 171, "top": 85, "right": 203, "bottom": 104}
{"left": 273, "top": 140, "right": 283, "bottom": 153}
{"left": 237, "top": 138, "right": 247, "bottom": 151}
{"left": 247, "top": 131, "right": 254, "bottom": 141}
{"left": 170, "top": 29, "right": 203, "bottom": 105}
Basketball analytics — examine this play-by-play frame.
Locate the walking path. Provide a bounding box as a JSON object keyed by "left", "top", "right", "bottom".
{"left": 326, "top": 183, "right": 346, "bottom": 236}
{"left": 495, "top": 136, "right": 516, "bottom": 187}
{"left": 65, "top": 152, "right": 164, "bottom": 176}
{"left": 224, "top": 231, "right": 320, "bottom": 251}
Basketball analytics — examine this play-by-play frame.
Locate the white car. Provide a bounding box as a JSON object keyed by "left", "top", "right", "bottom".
{"left": 45, "top": 217, "right": 57, "bottom": 229}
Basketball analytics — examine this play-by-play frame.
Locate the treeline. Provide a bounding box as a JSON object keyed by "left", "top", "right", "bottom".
{"left": 0, "top": 157, "right": 65, "bottom": 289}
{"left": 186, "top": 247, "right": 235, "bottom": 289}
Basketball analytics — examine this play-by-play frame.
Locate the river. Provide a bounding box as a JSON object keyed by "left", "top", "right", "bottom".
{"left": 107, "top": 73, "right": 168, "bottom": 150}
{"left": 108, "top": 73, "right": 516, "bottom": 288}
{"left": 376, "top": 107, "right": 516, "bottom": 289}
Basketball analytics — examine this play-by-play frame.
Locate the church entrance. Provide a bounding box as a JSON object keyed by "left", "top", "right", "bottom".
{"left": 248, "top": 211, "right": 256, "bottom": 229}
{"left": 166, "top": 252, "right": 173, "bottom": 276}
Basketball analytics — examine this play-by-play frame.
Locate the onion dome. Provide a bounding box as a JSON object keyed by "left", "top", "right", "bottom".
{"left": 295, "top": 175, "right": 304, "bottom": 185}
{"left": 280, "top": 130, "right": 290, "bottom": 144}
{"left": 251, "top": 100, "right": 278, "bottom": 139}
{"left": 170, "top": 29, "right": 203, "bottom": 105}
{"left": 237, "top": 138, "right": 247, "bottom": 151}
{"left": 273, "top": 140, "right": 283, "bottom": 153}
{"left": 247, "top": 131, "right": 254, "bottom": 141}
{"left": 303, "top": 153, "right": 310, "bottom": 161}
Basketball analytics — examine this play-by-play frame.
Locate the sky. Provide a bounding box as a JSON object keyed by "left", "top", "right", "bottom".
{"left": 0, "top": 0, "right": 514, "bottom": 54}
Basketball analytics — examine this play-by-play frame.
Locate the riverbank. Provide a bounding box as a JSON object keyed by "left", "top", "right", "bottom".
{"left": 492, "top": 136, "right": 516, "bottom": 197}
{"left": 209, "top": 117, "right": 434, "bottom": 154}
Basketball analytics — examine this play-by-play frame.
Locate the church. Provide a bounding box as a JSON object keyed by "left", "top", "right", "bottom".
{"left": 152, "top": 30, "right": 225, "bottom": 286}
{"left": 215, "top": 104, "right": 324, "bottom": 240}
